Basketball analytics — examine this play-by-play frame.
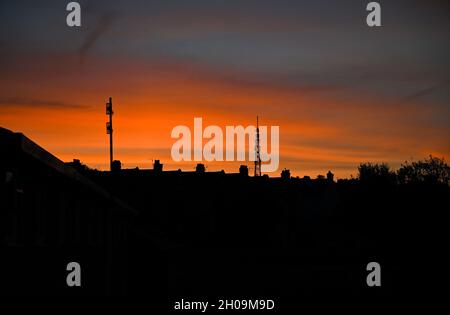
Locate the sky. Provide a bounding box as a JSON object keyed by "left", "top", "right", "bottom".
{"left": 0, "top": 0, "right": 449, "bottom": 178}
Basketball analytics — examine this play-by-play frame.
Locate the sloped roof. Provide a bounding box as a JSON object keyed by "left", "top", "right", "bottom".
{"left": 0, "top": 127, "right": 137, "bottom": 215}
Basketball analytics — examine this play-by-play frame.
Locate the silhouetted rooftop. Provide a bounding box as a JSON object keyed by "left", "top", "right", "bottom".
{"left": 0, "top": 127, "right": 137, "bottom": 215}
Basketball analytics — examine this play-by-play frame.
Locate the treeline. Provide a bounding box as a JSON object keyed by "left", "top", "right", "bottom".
{"left": 357, "top": 155, "right": 450, "bottom": 186}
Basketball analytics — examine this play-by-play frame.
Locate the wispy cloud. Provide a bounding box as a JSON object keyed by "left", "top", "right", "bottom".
{"left": 0, "top": 97, "right": 88, "bottom": 109}
{"left": 402, "top": 86, "right": 437, "bottom": 102}
{"left": 79, "top": 11, "right": 115, "bottom": 63}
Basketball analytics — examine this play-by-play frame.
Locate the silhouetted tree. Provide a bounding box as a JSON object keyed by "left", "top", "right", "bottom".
{"left": 281, "top": 168, "right": 291, "bottom": 179}
{"left": 316, "top": 174, "right": 325, "bottom": 180}
{"left": 66, "top": 159, "right": 95, "bottom": 173}
{"left": 397, "top": 155, "right": 450, "bottom": 185}
{"left": 358, "top": 162, "right": 396, "bottom": 184}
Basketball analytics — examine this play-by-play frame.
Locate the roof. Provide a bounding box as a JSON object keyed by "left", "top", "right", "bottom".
{"left": 0, "top": 127, "right": 138, "bottom": 215}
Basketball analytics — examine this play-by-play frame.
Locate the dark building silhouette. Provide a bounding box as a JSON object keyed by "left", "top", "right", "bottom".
{"left": 0, "top": 127, "right": 163, "bottom": 295}
{"left": 239, "top": 165, "right": 249, "bottom": 176}
{"left": 1, "top": 126, "right": 446, "bottom": 298}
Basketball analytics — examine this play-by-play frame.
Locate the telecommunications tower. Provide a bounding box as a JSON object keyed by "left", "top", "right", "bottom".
{"left": 106, "top": 97, "right": 114, "bottom": 171}
{"left": 254, "top": 116, "right": 262, "bottom": 177}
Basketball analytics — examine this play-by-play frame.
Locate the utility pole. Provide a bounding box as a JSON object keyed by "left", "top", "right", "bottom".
{"left": 106, "top": 97, "right": 113, "bottom": 171}
{"left": 254, "top": 116, "right": 261, "bottom": 177}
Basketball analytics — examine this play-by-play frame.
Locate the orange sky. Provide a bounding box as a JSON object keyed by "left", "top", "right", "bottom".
{"left": 1, "top": 53, "right": 449, "bottom": 178}
{"left": 1, "top": 1, "right": 449, "bottom": 178}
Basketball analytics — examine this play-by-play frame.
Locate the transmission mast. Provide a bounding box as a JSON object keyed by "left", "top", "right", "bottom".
{"left": 254, "top": 116, "right": 262, "bottom": 177}
{"left": 106, "top": 97, "right": 114, "bottom": 171}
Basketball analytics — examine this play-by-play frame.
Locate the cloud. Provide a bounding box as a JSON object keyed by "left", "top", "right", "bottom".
{"left": 79, "top": 12, "right": 115, "bottom": 63}
{"left": 402, "top": 86, "right": 437, "bottom": 102}
{"left": 0, "top": 97, "right": 87, "bottom": 109}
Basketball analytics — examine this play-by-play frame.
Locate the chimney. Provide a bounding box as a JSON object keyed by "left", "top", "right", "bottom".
{"left": 153, "top": 160, "right": 163, "bottom": 173}
{"left": 239, "top": 165, "right": 249, "bottom": 176}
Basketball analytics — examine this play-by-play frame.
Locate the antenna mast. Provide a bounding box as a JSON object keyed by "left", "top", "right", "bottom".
{"left": 106, "top": 97, "right": 114, "bottom": 171}
{"left": 254, "top": 116, "right": 262, "bottom": 177}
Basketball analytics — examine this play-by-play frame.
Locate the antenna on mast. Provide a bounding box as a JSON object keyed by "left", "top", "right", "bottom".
{"left": 254, "top": 115, "right": 261, "bottom": 177}
{"left": 106, "top": 97, "right": 114, "bottom": 171}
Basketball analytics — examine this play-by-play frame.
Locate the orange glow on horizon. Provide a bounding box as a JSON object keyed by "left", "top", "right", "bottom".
{"left": 1, "top": 54, "right": 449, "bottom": 178}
